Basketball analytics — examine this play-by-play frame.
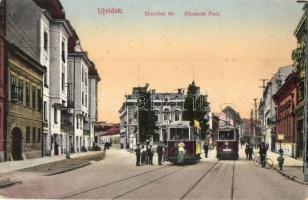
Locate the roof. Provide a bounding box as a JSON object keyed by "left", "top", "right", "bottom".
{"left": 104, "top": 127, "right": 120, "bottom": 136}
{"left": 33, "top": 0, "right": 65, "bottom": 19}
{"left": 8, "top": 42, "right": 46, "bottom": 74}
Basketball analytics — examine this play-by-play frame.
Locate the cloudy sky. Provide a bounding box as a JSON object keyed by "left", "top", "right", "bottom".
{"left": 61, "top": 0, "right": 302, "bottom": 122}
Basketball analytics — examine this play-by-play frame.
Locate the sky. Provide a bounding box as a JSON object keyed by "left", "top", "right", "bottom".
{"left": 60, "top": 0, "right": 303, "bottom": 123}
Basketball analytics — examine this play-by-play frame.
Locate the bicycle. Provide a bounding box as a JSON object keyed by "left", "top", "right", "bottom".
{"left": 253, "top": 153, "right": 273, "bottom": 169}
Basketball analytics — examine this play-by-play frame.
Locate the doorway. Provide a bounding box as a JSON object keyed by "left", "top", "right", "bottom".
{"left": 11, "top": 127, "right": 23, "bottom": 160}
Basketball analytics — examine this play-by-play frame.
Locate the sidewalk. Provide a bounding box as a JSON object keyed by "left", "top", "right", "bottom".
{"left": 266, "top": 151, "right": 307, "bottom": 185}
{"left": 0, "top": 150, "right": 104, "bottom": 174}
{"left": 239, "top": 146, "right": 306, "bottom": 185}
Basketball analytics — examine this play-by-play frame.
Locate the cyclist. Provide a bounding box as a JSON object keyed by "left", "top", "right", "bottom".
{"left": 259, "top": 142, "right": 267, "bottom": 167}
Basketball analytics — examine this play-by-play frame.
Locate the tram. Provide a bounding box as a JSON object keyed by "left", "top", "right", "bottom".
{"left": 166, "top": 121, "right": 202, "bottom": 164}
{"left": 216, "top": 127, "right": 239, "bottom": 160}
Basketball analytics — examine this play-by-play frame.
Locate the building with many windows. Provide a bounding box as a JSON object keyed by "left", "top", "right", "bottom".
{"left": 5, "top": 43, "right": 45, "bottom": 160}
{"left": 119, "top": 87, "right": 185, "bottom": 149}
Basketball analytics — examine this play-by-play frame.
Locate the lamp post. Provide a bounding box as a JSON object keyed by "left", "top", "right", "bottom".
{"left": 297, "top": 0, "right": 308, "bottom": 182}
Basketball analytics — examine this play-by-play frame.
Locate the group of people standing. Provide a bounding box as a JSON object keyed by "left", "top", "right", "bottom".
{"left": 245, "top": 142, "right": 269, "bottom": 167}
{"left": 134, "top": 141, "right": 166, "bottom": 166}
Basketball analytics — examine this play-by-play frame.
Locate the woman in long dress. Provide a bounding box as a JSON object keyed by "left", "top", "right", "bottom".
{"left": 177, "top": 142, "right": 185, "bottom": 165}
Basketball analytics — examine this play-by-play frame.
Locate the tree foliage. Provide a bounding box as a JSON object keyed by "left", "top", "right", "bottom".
{"left": 182, "top": 81, "right": 210, "bottom": 140}
{"left": 136, "top": 85, "right": 157, "bottom": 143}
{"left": 222, "top": 106, "right": 242, "bottom": 125}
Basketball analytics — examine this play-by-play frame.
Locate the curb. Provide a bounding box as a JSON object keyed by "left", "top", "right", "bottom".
{"left": 273, "top": 166, "right": 308, "bottom": 185}
{"left": 45, "top": 163, "right": 91, "bottom": 176}
{"left": 0, "top": 179, "right": 22, "bottom": 189}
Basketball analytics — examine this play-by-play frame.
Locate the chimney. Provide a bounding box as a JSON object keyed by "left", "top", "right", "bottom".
{"left": 178, "top": 89, "right": 182, "bottom": 94}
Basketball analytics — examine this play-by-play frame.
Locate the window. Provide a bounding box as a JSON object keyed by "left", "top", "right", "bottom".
{"left": 10, "top": 75, "right": 18, "bottom": 101}
{"left": 43, "top": 101, "right": 47, "bottom": 121}
{"left": 164, "top": 114, "right": 169, "bottom": 121}
{"left": 44, "top": 73, "right": 48, "bottom": 88}
{"left": 175, "top": 114, "right": 180, "bottom": 121}
{"left": 32, "top": 127, "right": 36, "bottom": 143}
{"left": 62, "top": 72, "right": 65, "bottom": 91}
{"left": 38, "top": 128, "right": 41, "bottom": 143}
{"left": 43, "top": 31, "right": 48, "bottom": 51}
{"left": 54, "top": 107, "right": 58, "bottom": 124}
{"left": 82, "top": 68, "right": 84, "bottom": 83}
{"left": 77, "top": 116, "right": 79, "bottom": 129}
{"left": 85, "top": 72, "right": 87, "bottom": 86}
{"left": 38, "top": 89, "right": 42, "bottom": 111}
{"left": 18, "top": 79, "right": 23, "bottom": 103}
{"left": 26, "top": 127, "right": 30, "bottom": 143}
{"left": 32, "top": 86, "right": 36, "bottom": 109}
{"left": 26, "top": 82, "right": 30, "bottom": 106}
{"left": 85, "top": 94, "right": 87, "bottom": 107}
{"left": 154, "top": 114, "right": 159, "bottom": 122}
{"left": 61, "top": 40, "right": 66, "bottom": 63}
{"left": 82, "top": 91, "right": 84, "bottom": 106}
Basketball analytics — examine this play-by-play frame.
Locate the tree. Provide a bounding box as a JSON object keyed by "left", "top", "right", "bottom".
{"left": 182, "top": 81, "right": 210, "bottom": 140}
{"left": 136, "top": 84, "right": 157, "bottom": 143}
{"left": 222, "top": 106, "right": 242, "bottom": 126}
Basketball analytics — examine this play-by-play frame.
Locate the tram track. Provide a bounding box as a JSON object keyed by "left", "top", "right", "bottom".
{"left": 179, "top": 159, "right": 237, "bottom": 200}
{"left": 60, "top": 165, "right": 169, "bottom": 199}
{"left": 231, "top": 160, "right": 236, "bottom": 200}
{"left": 112, "top": 166, "right": 185, "bottom": 199}
{"left": 179, "top": 160, "right": 220, "bottom": 200}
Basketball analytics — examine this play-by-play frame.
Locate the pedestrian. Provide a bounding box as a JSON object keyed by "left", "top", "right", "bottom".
{"left": 147, "top": 145, "right": 154, "bottom": 165}
{"left": 265, "top": 143, "right": 269, "bottom": 151}
{"left": 248, "top": 145, "right": 253, "bottom": 160}
{"left": 144, "top": 144, "right": 149, "bottom": 165}
{"left": 157, "top": 141, "right": 163, "bottom": 165}
{"left": 245, "top": 144, "right": 249, "bottom": 160}
{"left": 203, "top": 142, "right": 209, "bottom": 158}
{"left": 141, "top": 145, "right": 146, "bottom": 165}
{"left": 177, "top": 141, "right": 185, "bottom": 165}
{"left": 259, "top": 142, "right": 267, "bottom": 167}
{"left": 134, "top": 144, "right": 141, "bottom": 166}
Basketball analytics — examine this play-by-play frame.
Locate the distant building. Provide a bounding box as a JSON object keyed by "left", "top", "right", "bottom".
{"left": 119, "top": 87, "right": 186, "bottom": 149}
{"left": 259, "top": 65, "right": 293, "bottom": 151}
{"left": 273, "top": 72, "right": 297, "bottom": 157}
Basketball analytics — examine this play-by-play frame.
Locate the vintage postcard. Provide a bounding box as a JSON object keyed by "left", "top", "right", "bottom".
{"left": 0, "top": 0, "right": 307, "bottom": 199}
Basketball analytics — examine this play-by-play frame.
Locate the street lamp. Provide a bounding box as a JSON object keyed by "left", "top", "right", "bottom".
{"left": 297, "top": 0, "right": 308, "bottom": 182}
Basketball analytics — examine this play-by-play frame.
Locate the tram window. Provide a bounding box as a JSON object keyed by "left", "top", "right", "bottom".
{"left": 170, "top": 128, "right": 189, "bottom": 140}
{"left": 218, "top": 131, "right": 234, "bottom": 140}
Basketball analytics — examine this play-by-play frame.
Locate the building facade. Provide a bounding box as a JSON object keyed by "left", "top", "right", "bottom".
{"left": 119, "top": 87, "right": 186, "bottom": 149}
{"left": 5, "top": 43, "right": 45, "bottom": 160}
{"left": 0, "top": 0, "right": 5, "bottom": 161}
{"left": 293, "top": 12, "right": 306, "bottom": 158}
{"left": 260, "top": 65, "right": 293, "bottom": 151}
{"left": 273, "top": 72, "right": 297, "bottom": 157}
{"left": 3, "top": 0, "right": 100, "bottom": 160}
{"left": 68, "top": 36, "right": 90, "bottom": 152}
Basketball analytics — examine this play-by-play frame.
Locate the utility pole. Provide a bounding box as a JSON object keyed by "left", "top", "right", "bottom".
{"left": 297, "top": 0, "right": 308, "bottom": 182}
{"left": 259, "top": 79, "right": 268, "bottom": 93}
{"left": 253, "top": 98, "right": 258, "bottom": 143}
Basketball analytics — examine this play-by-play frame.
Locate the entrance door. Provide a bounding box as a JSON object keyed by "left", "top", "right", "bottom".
{"left": 11, "top": 127, "right": 23, "bottom": 160}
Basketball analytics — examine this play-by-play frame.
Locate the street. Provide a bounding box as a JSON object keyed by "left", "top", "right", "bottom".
{"left": 0, "top": 148, "right": 307, "bottom": 200}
